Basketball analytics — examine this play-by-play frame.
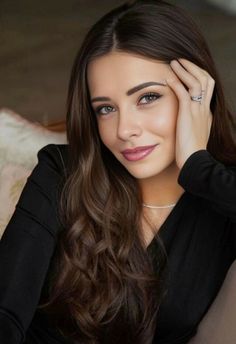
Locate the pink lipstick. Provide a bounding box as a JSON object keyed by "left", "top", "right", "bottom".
{"left": 121, "top": 144, "right": 159, "bottom": 161}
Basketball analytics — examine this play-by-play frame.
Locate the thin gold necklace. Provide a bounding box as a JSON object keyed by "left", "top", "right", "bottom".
{"left": 142, "top": 202, "right": 176, "bottom": 209}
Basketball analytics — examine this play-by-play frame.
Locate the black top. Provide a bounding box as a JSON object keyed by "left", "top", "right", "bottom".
{"left": 0, "top": 144, "right": 236, "bottom": 344}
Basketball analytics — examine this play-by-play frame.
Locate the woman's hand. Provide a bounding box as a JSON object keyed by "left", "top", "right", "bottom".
{"left": 166, "top": 58, "right": 215, "bottom": 170}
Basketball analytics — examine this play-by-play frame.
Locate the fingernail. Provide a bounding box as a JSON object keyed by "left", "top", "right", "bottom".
{"left": 170, "top": 60, "right": 179, "bottom": 66}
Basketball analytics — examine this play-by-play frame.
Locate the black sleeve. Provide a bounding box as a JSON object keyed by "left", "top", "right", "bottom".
{"left": 178, "top": 149, "right": 236, "bottom": 223}
{"left": 0, "top": 144, "right": 66, "bottom": 343}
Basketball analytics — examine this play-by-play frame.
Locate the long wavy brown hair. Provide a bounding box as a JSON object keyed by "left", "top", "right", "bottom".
{"left": 40, "top": 0, "right": 236, "bottom": 343}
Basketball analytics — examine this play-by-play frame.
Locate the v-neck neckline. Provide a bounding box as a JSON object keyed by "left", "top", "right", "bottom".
{"left": 146, "top": 190, "right": 188, "bottom": 252}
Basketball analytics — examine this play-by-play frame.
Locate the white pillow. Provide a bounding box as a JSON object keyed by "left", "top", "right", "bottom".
{"left": 0, "top": 108, "right": 67, "bottom": 170}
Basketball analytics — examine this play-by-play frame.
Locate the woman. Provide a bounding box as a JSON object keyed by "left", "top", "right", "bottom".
{"left": 0, "top": 0, "right": 236, "bottom": 343}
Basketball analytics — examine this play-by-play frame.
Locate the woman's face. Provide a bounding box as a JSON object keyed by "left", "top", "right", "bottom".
{"left": 87, "top": 51, "right": 179, "bottom": 180}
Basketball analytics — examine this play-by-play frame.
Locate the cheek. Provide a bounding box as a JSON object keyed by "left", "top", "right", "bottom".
{"left": 149, "top": 98, "right": 178, "bottom": 135}
{"left": 97, "top": 121, "right": 115, "bottom": 148}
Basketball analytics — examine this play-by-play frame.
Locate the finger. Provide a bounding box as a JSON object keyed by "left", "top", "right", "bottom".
{"left": 169, "top": 61, "right": 202, "bottom": 113}
{"left": 178, "top": 58, "right": 209, "bottom": 86}
{"left": 165, "top": 75, "right": 191, "bottom": 110}
{"left": 204, "top": 76, "right": 215, "bottom": 110}
{"left": 178, "top": 58, "right": 215, "bottom": 108}
{"left": 170, "top": 60, "right": 203, "bottom": 98}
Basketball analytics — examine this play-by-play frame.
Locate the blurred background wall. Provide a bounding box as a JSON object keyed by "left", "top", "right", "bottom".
{"left": 0, "top": 0, "right": 235, "bottom": 125}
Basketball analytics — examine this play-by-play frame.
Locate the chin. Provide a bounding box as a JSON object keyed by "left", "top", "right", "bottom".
{"left": 123, "top": 164, "right": 166, "bottom": 180}
{"left": 121, "top": 154, "right": 177, "bottom": 178}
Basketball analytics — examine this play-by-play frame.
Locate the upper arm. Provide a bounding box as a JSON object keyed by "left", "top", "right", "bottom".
{"left": 0, "top": 144, "right": 67, "bottom": 343}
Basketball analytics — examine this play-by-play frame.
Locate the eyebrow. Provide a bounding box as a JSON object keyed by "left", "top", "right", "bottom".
{"left": 90, "top": 81, "right": 167, "bottom": 103}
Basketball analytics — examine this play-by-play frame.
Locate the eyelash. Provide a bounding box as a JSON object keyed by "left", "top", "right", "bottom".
{"left": 94, "top": 92, "right": 162, "bottom": 116}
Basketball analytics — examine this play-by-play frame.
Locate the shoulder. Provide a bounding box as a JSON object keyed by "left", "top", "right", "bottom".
{"left": 12, "top": 144, "right": 69, "bottom": 236}
{"left": 36, "top": 143, "right": 69, "bottom": 175}
{"left": 32, "top": 143, "right": 69, "bottom": 188}
{"left": 18, "top": 144, "right": 69, "bottom": 210}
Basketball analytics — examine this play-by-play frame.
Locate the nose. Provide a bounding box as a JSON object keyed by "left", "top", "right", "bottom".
{"left": 117, "top": 109, "right": 142, "bottom": 141}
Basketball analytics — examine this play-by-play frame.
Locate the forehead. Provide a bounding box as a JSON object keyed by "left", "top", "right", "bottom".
{"left": 87, "top": 51, "right": 171, "bottom": 94}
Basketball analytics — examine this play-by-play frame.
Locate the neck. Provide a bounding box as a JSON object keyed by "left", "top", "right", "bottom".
{"left": 138, "top": 161, "right": 184, "bottom": 206}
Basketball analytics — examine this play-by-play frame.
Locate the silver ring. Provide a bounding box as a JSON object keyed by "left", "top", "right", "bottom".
{"left": 190, "top": 90, "right": 204, "bottom": 103}
{"left": 191, "top": 94, "right": 202, "bottom": 102}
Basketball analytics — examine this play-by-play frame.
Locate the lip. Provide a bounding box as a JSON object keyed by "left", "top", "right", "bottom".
{"left": 121, "top": 144, "right": 159, "bottom": 161}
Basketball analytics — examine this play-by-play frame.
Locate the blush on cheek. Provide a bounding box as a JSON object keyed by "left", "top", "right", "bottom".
{"left": 150, "top": 111, "right": 176, "bottom": 135}
{"left": 148, "top": 96, "right": 178, "bottom": 128}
